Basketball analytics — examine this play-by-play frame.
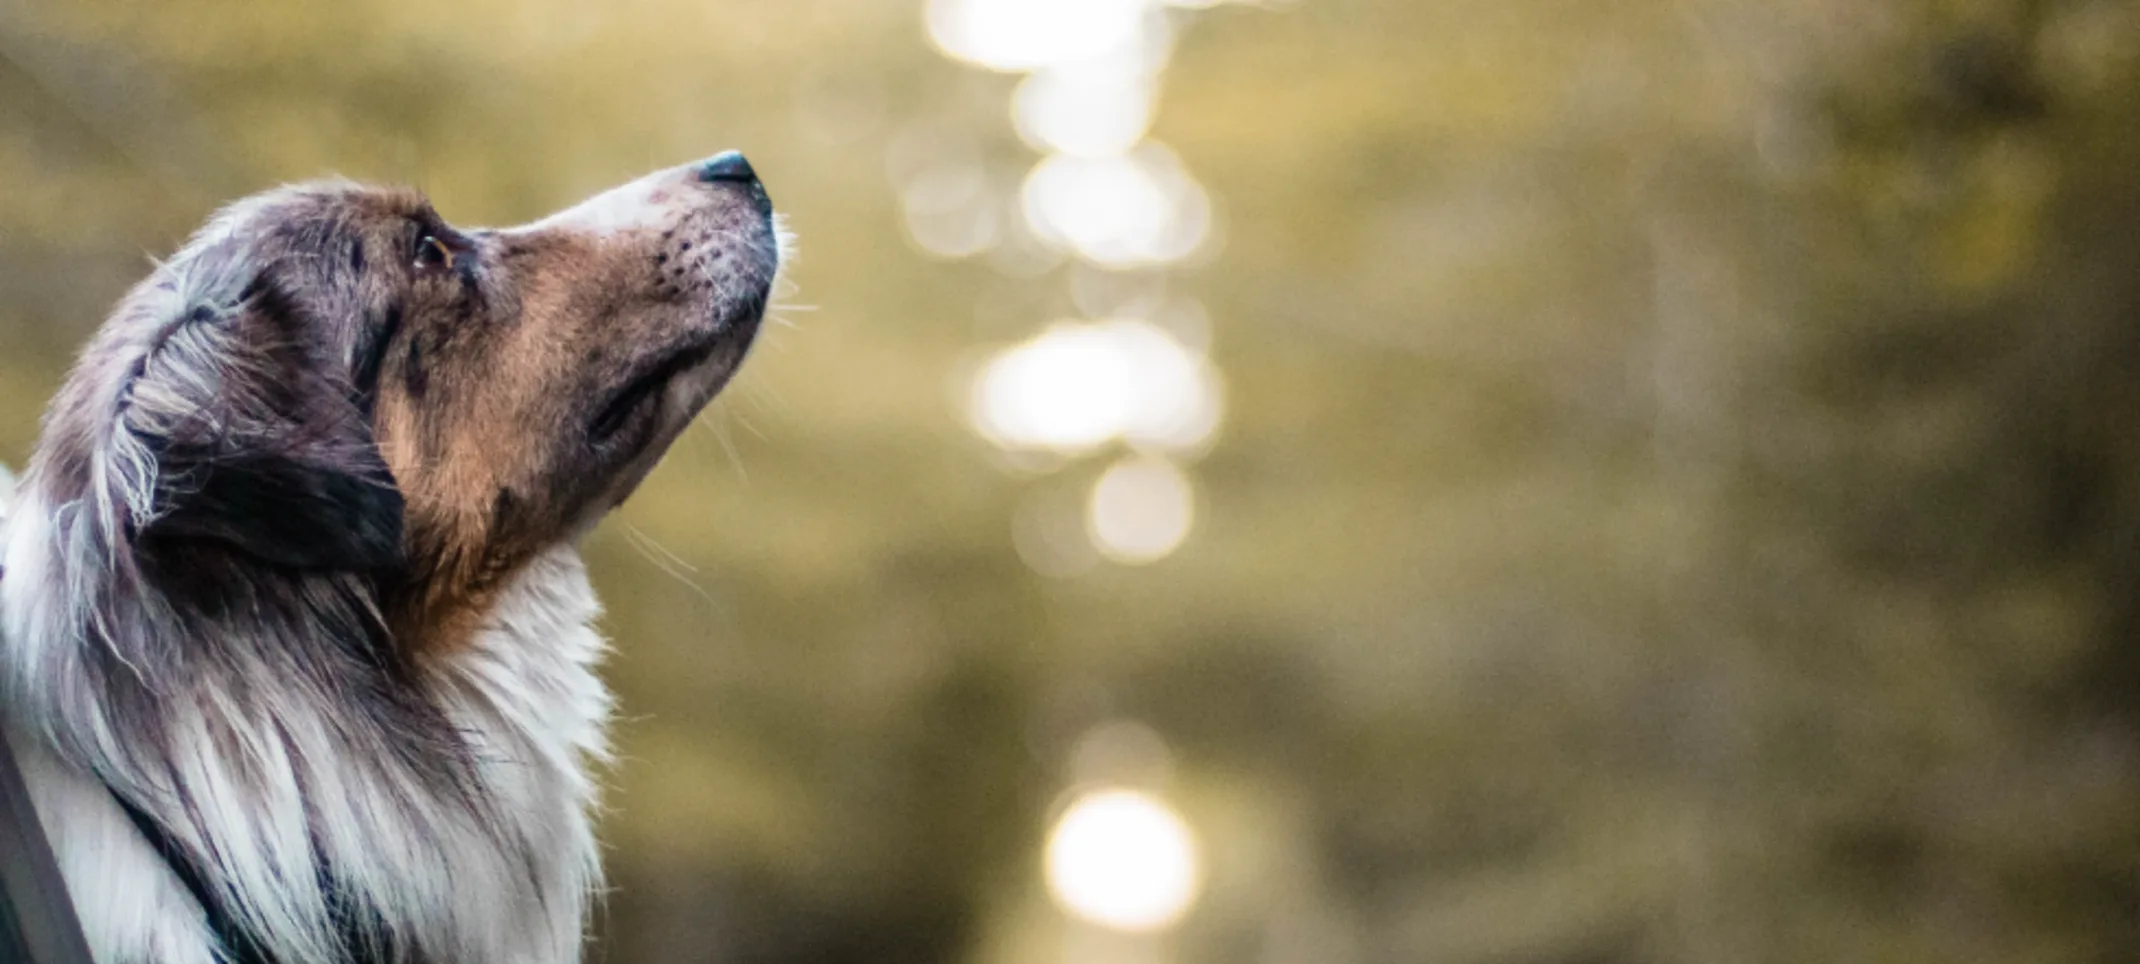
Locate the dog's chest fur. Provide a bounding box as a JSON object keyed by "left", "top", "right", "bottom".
{"left": 0, "top": 491, "right": 611, "bottom": 964}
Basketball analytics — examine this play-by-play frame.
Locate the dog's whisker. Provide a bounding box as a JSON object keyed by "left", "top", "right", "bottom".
{"left": 709, "top": 412, "right": 748, "bottom": 481}
{"left": 620, "top": 521, "right": 699, "bottom": 575}
{"left": 735, "top": 377, "right": 797, "bottom": 423}
{"left": 619, "top": 523, "right": 725, "bottom": 613}
{"left": 729, "top": 409, "right": 767, "bottom": 442}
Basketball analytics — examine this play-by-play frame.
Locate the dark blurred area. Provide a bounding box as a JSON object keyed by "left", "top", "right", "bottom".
{"left": 3, "top": 0, "right": 2140, "bottom": 961}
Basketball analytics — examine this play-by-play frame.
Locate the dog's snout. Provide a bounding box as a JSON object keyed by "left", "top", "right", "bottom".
{"left": 695, "top": 151, "right": 772, "bottom": 217}
{"left": 697, "top": 151, "right": 757, "bottom": 185}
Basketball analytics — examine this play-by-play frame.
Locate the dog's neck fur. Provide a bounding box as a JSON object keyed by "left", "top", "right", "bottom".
{"left": 0, "top": 482, "right": 612, "bottom": 964}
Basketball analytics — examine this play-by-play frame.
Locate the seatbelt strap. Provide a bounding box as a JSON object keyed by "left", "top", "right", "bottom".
{"left": 109, "top": 793, "right": 275, "bottom": 964}
{"left": 0, "top": 731, "right": 96, "bottom": 964}
{"left": 0, "top": 462, "right": 96, "bottom": 964}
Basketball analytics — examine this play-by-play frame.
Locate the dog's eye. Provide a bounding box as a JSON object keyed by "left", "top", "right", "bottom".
{"left": 414, "top": 235, "right": 454, "bottom": 272}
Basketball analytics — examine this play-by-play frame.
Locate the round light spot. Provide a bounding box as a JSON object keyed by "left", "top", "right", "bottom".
{"left": 900, "top": 160, "right": 1000, "bottom": 260}
{"left": 1021, "top": 144, "right": 1211, "bottom": 268}
{"left": 1013, "top": 486, "right": 1101, "bottom": 577}
{"left": 971, "top": 323, "right": 1137, "bottom": 453}
{"left": 1044, "top": 788, "right": 1202, "bottom": 932}
{"left": 1086, "top": 455, "right": 1194, "bottom": 564}
{"left": 927, "top": 0, "right": 1153, "bottom": 73}
{"left": 1012, "top": 64, "right": 1158, "bottom": 157}
{"left": 1106, "top": 320, "right": 1223, "bottom": 452}
{"left": 967, "top": 321, "right": 1222, "bottom": 455}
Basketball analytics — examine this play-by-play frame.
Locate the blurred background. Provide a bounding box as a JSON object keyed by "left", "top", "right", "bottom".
{"left": 4, "top": 0, "right": 2140, "bottom": 961}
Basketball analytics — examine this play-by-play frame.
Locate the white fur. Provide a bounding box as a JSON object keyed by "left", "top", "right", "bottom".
{"left": 0, "top": 485, "right": 612, "bottom": 964}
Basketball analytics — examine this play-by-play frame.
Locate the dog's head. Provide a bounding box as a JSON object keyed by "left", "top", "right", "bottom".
{"left": 28, "top": 153, "right": 781, "bottom": 644}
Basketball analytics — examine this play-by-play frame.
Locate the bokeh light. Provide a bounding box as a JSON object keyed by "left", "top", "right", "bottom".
{"left": 926, "top": 0, "right": 1154, "bottom": 73}
{"left": 1085, "top": 455, "right": 1195, "bottom": 564}
{"left": 900, "top": 157, "right": 1001, "bottom": 259}
{"left": 1107, "top": 321, "right": 1224, "bottom": 452}
{"left": 1067, "top": 719, "right": 1175, "bottom": 785}
{"left": 1013, "top": 484, "right": 1102, "bottom": 577}
{"left": 1020, "top": 144, "right": 1212, "bottom": 267}
{"left": 971, "top": 323, "right": 1137, "bottom": 453}
{"left": 1044, "top": 788, "right": 1203, "bottom": 932}
{"left": 968, "top": 320, "right": 1223, "bottom": 455}
{"left": 1012, "top": 63, "right": 1159, "bottom": 157}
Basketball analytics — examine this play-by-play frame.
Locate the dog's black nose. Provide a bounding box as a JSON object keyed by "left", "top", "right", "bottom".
{"left": 697, "top": 152, "right": 758, "bottom": 185}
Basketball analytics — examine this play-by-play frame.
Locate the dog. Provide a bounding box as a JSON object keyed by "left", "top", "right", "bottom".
{"left": 0, "top": 151, "right": 782, "bottom": 963}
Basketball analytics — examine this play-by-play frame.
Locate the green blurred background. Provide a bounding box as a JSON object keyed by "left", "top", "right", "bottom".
{"left": 4, "top": 0, "right": 2140, "bottom": 961}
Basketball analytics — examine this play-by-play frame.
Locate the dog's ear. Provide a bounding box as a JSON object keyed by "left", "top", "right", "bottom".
{"left": 123, "top": 273, "right": 405, "bottom": 571}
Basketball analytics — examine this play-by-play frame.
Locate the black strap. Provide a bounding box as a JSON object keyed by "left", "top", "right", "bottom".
{"left": 110, "top": 793, "right": 276, "bottom": 964}
{"left": 110, "top": 791, "right": 404, "bottom": 964}
{"left": 0, "top": 732, "right": 96, "bottom": 964}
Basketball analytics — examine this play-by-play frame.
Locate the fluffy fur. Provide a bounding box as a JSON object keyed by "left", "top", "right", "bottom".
{"left": 0, "top": 155, "right": 781, "bottom": 964}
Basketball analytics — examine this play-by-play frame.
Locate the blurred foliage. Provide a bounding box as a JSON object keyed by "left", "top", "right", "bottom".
{"left": 3, "top": 0, "right": 2140, "bottom": 962}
